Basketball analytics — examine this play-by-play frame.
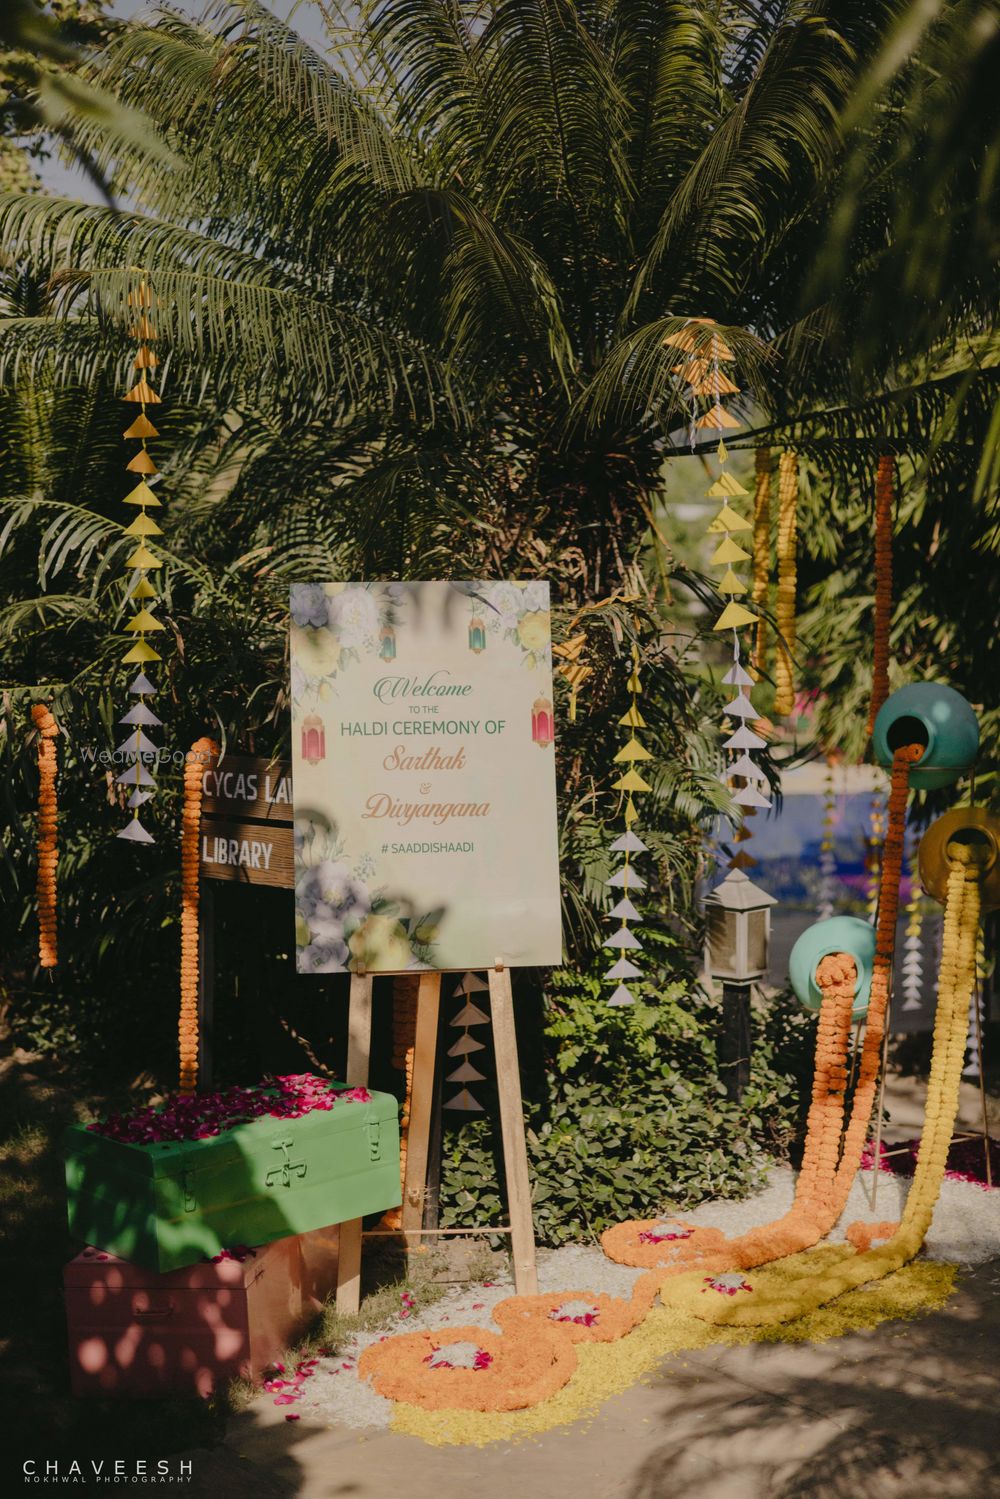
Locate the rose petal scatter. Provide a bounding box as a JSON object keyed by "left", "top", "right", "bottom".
{"left": 88, "top": 1074, "right": 372, "bottom": 1144}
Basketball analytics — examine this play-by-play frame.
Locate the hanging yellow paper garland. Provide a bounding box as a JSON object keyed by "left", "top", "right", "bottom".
{"left": 603, "top": 645, "right": 653, "bottom": 1007}
{"left": 116, "top": 274, "right": 167, "bottom": 844}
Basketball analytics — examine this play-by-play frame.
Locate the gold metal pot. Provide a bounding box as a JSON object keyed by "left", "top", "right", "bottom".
{"left": 918, "top": 808, "right": 1000, "bottom": 912}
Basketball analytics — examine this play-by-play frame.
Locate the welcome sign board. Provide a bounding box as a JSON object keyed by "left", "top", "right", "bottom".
{"left": 289, "top": 581, "right": 562, "bottom": 973}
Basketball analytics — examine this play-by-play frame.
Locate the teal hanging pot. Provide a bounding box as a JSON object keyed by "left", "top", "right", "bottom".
{"left": 872, "top": 683, "right": 979, "bottom": 790}
{"left": 788, "top": 916, "right": 875, "bottom": 1021}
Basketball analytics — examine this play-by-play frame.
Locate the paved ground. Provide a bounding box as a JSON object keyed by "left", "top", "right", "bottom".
{"left": 181, "top": 1260, "right": 1000, "bottom": 1499}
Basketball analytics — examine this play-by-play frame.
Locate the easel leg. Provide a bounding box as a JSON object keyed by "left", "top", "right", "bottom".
{"left": 402, "top": 972, "right": 442, "bottom": 1246}
{"left": 488, "top": 966, "right": 538, "bottom": 1295}
{"left": 337, "top": 972, "right": 373, "bottom": 1315}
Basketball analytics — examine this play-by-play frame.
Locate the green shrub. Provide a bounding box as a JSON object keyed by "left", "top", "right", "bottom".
{"left": 439, "top": 938, "right": 815, "bottom": 1246}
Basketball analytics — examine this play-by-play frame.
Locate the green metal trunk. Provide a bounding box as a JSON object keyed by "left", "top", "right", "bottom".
{"left": 63, "top": 1087, "right": 401, "bottom": 1273}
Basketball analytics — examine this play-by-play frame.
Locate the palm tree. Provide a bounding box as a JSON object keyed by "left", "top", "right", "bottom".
{"left": 1, "top": 0, "right": 996, "bottom": 596}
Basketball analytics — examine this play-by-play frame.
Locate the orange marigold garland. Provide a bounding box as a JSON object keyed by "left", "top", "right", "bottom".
{"left": 678, "top": 851, "right": 981, "bottom": 1327}
{"left": 773, "top": 450, "right": 798, "bottom": 717}
{"left": 866, "top": 454, "right": 894, "bottom": 738}
{"left": 31, "top": 703, "right": 59, "bottom": 969}
{"left": 359, "top": 1322, "right": 577, "bottom": 1413}
{"left": 180, "top": 737, "right": 217, "bottom": 1094}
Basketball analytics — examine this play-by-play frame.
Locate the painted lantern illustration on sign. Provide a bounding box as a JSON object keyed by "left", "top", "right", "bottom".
{"left": 300, "top": 714, "right": 326, "bottom": 767}
{"left": 468, "top": 617, "right": 487, "bottom": 654}
{"left": 532, "top": 696, "right": 555, "bottom": 748}
{"left": 379, "top": 625, "right": 397, "bottom": 661}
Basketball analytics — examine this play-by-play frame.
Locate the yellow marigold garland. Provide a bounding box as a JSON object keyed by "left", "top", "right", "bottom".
{"left": 751, "top": 447, "right": 771, "bottom": 678}
{"left": 380, "top": 976, "right": 419, "bottom": 1232}
{"left": 672, "top": 853, "right": 980, "bottom": 1327}
{"left": 31, "top": 703, "right": 59, "bottom": 969}
{"left": 179, "top": 737, "right": 217, "bottom": 1094}
{"left": 773, "top": 450, "right": 798, "bottom": 716}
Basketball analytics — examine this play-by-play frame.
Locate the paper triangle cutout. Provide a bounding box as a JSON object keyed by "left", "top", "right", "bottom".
{"left": 125, "top": 608, "right": 165, "bottom": 633}
{"left": 723, "top": 693, "right": 756, "bottom": 719}
{"left": 707, "top": 472, "right": 749, "bottom": 498}
{"left": 123, "top": 480, "right": 161, "bottom": 508}
{"left": 133, "top": 345, "right": 157, "bottom": 369}
{"left": 733, "top": 784, "right": 771, "bottom": 808}
{"left": 606, "top": 984, "right": 636, "bottom": 1007}
{"left": 697, "top": 402, "right": 741, "bottom": 430}
{"left": 123, "top": 380, "right": 161, "bottom": 404}
{"left": 128, "top": 672, "right": 156, "bottom": 695}
{"left": 604, "top": 927, "right": 643, "bottom": 951}
{"left": 613, "top": 737, "right": 652, "bottom": 764}
{"left": 127, "top": 788, "right": 154, "bottom": 809}
{"left": 444, "top": 1088, "right": 484, "bottom": 1112}
{"left": 125, "top": 448, "right": 158, "bottom": 475}
{"left": 610, "top": 830, "right": 648, "bottom": 854}
{"left": 129, "top": 577, "right": 158, "bottom": 601}
{"left": 120, "top": 698, "right": 161, "bottom": 729}
{"left": 116, "top": 762, "right": 156, "bottom": 787}
{"left": 126, "top": 544, "right": 162, "bottom": 570}
{"left": 613, "top": 768, "right": 652, "bottom": 793}
{"left": 689, "top": 370, "right": 740, "bottom": 397}
{"left": 456, "top": 972, "right": 489, "bottom": 994}
{"left": 448, "top": 1033, "right": 485, "bottom": 1057}
{"left": 605, "top": 956, "right": 643, "bottom": 980}
{"left": 116, "top": 730, "right": 159, "bottom": 758}
{"left": 608, "top": 896, "right": 641, "bottom": 921}
{"left": 446, "top": 1060, "right": 487, "bottom": 1084}
{"left": 716, "top": 568, "right": 747, "bottom": 596}
{"left": 606, "top": 865, "right": 646, "bottom": 890}
{"left": 710, "top": 536, "right": 751, "bottom": 566}
{"left": 707, "top": 504, "right": 751, "bottom": 535}
{"left": 618, "top": 705, "right": 648, "bottom": 729}
{"left": 124, "top": 512, "right": 164, "bottom": 538}
{"left": 722, "top": 662, "right": 754, "bottom": 688}
{"left": 451, "top": 1000, "right": 490, "bottom": 1027}
{"left": 123, "top": 414, "right": 159, "bottom": 440}
{"left": 117, "top": 817, "right": 155, "bottom": 844}
{"left": 729, "top": 850, "right": 758, "bottom": 870}
{"left": 726, "top": 753, "right": 768, "bottom": 782}
{"left": 122, "top": 640, "right": 162, "bottom": 664}
{"left": 725, "top": 725, "right": 768, "bottom": 751}
{"left": 714, "top": 601, "right": 757, "bottom": 631}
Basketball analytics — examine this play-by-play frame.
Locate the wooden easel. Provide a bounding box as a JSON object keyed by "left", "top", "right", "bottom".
{"left": 196, "top": 752, "right": 538, "bottom": 1314}
{"left": 335, "top": 965, "right": 538, "bottom": 1313}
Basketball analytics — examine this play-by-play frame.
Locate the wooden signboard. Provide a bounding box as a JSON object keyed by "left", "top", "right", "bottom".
{"left": 200, "top": 819, "right": 293, "bottom": 887}
{"left": 201, "top": 755, "right": 294, "bottom": 824}
{"left": 199, "top": 755, "right": 294, "bottom": 888}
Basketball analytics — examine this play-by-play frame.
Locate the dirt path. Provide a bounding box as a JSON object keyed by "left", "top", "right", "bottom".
{"left": 180, "top": 1260, "right": 1000, "bottom": 1499}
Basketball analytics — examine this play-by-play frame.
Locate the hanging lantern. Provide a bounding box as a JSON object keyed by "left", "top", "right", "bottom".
{"left": 531, "top": 696, "right": 554, "bottom": 748}
{"left": 379, "top": 625, "right": 397, "bottom": 661}
{"left": 301, "top": 714, "right": 326, "bottom": 766}
{"left": 468, "top": 616, "right": 487, "bottom": 654}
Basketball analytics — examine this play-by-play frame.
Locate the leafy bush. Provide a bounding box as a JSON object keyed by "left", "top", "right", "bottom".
{"left": 439, "top": 939, "right": 815, "bottom": 1246}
